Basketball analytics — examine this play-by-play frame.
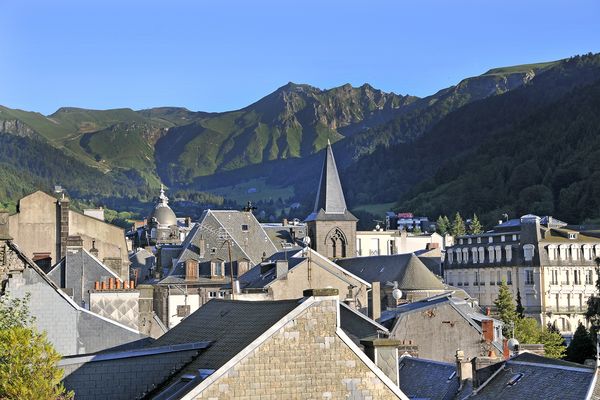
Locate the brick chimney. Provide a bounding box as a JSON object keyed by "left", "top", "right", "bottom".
{"left": 481, "top": 319, "right": 494, "bottom": 343}
{"left": 361, "top": 338, "right": 402, "bottom": 386}
{"left": 371, "top": 281, "right": 381, "bottom": 320}
{"left": 276, "top": 259, "right": 288, "bottom": 280}
{"left": 58, "top": 195, "right": 70, "bottom": 260}
{"left": 455, "top": 350, "right": 473, "bottom": 390}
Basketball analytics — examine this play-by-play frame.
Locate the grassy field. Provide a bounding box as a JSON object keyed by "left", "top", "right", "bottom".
{"left": 208, "top": 177, "right": 295, "bottom": 203}
{"left": 484, "top": 60, "right": 559, "bottom": 76}
{"left": 352, "top": 202, "right": 396, "bottom": 215}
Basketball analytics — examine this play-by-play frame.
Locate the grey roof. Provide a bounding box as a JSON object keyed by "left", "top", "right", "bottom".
{"left": 129, "top": 248, "right": 156, "bottom": 283}
{"left": 471, "top": 352, "right": 595, "bottom": 400}
{"left": 175, "top": 210, "right": 277, "bottom": 270}
{"left": 147, "top": 298, "right": 300, "bottom": 373}
{"left": 60, "top": 343, "right": 209, "bottom": 400}
{"left": 236, "top": 251, "right": 306, "bottom": 290}
{"left": 398, "top": 356, "right": 459, "bottom": 400}
{"left": 47, "top": 248, "right": 119, "bottom": 307}
{"left": 335, "top": 254, "right": 447, "bottom": 290}
{"left": 5, "top": 241, "right": 146, "bottom": 356}
{"left": 339, "top": 301, "right": 388, "bottom": 344}
{"left": 305, "top": 142, "right": 357, "bottom": 222}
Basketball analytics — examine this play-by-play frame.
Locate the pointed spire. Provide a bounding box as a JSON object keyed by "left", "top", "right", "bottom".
{"left": 313, "top": 141, "right": 347, "bottom": 214}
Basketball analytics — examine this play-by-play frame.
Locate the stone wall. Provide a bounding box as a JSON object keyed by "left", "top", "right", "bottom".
{"left": 308, "top": 220, "right": 357, "bottom": 259}
{"left": 192, "top": 299, "right": 401, "bottom": 399}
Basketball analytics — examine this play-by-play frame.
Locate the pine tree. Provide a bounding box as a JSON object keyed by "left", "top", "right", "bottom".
{"left": 451, "top": 212, "right": 466, "bottom": 236}
{"left": 565, "top": 322, "right": 596, "bottom": 364}
{"left": 470, "top": 214, "right": 483, "bottom": 234}
{"left": 436, "top": 215, "right": 448, "bottom": 235}
{"left": 494, "top": 279, "right": 518, "bottom": 337}
{"left": 515, "top": 290, "right": 525, "bottom": 318}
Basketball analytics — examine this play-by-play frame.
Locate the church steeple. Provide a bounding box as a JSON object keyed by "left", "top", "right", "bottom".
{"left": 313, "top": 140, "right": 347, "bottom": 214}
{"left": 304, "top": 141, "right": 357, "bottom": 258}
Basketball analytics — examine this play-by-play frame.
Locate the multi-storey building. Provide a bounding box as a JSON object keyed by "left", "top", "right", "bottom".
{"left": 443, "top": 214, "right": 600, "bottom": 335}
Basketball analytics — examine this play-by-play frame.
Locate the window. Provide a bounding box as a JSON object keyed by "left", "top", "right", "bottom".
{"left": 468, "top": 238, "right": 472, "bottom": 244}
{"left": 512, "top": 234, "right": 517, "bottom": 241}
{"left": 586, "top": 270, "right": 593, "bottom": 285}
{"left": 488, "top": 237, "right": 493, "bottom": 243}
{"left": 523, "top": 244, "right": 535, "bottom": 262}
{"left": 497, "top": 270, "right": 502, "bottom": 285}
{"left": 456, "top": 250, "right": 462, "bottom": 263}
{"left": 569, "top": 233, "right": 577, "bottom": 240}
{"left": 571, "top": 245, "right": 580, "bottom": 261}
{"left": 459, "top": 239, "right": 463, "bottom": 245}
{"left": 574, "top": 270, "right": 581, "bottom": 285}
{"left": 211, "top": 259, "right": 224, "bottom": 277}
{"left": 446, "top": 250, "right": 454, "bottom": 264}
{"left": 507, "top": 271, "right": 512, "bottom": 285}
{"left": 495, "top": 246, "right": 502, "bottom": 262}
{"left": 477, "top": 237, "right": 481, "bottom": 244}
{"left": 472, "top": 248, "right": 479, "bottom": 263}
{"left": 488, "top": 247, "right": 495, "bottom": 263}
{"left": 462, "top": 248, "right": 469, "bottom": 264}
{"left": 551, "top": 270, "right": 558, "bottom": 285}
{"left": 501, "top": 235, "right": 506, "bottom": 242}
{"left": 241, "top": 224, "right": 249, "bottom": 232}
{"left": 474, "top": 271, "right": 480, "bottom": 286}
{"left": 505, "top": 245, "right": 512, "bottom": 262}
{"left": 478, "top": 247, "right": 485, "bottom": 263}
{"left": 563, "top": 270, "right": 570, "bottom": 285}
{"left": 525, "top": 270, "right": 534, "bottom": 285}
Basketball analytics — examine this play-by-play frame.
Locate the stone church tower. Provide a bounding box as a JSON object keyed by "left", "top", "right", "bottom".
{"left": 305, "top": 141, "right": 357, "bottom": 258}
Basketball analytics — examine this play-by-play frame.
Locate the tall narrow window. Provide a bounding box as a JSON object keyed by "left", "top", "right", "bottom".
{"left": 525, "top": 270, "right": 534, "bottom": 285}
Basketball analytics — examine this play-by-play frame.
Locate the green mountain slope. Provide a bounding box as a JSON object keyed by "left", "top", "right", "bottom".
{"left": 343, "top": 54, "right": 600, "bottom": 224}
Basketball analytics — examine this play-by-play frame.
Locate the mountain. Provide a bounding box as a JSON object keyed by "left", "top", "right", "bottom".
{"left": 344, "top": 54, "right": 600, "bottom": 225}
{"left": 1, "top": 54, "right": 598, "bottom": 224}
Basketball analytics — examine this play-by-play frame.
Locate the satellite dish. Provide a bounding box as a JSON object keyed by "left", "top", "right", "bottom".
{"left": 302, "top": 236, "right": 311, "bottom": 247}
{"left": 508, "top": 338, "right": 520, "bottom": 351}
{"left": 392, "top": 288, "right": 403, "bottom": 300}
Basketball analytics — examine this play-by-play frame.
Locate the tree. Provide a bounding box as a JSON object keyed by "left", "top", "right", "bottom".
{"left": 515, "top": 290, "right": 525, "bottom": 318}
{"left": 436, "top": 215, "right": 449, "bottom": 235}
{"left": 469, "top": 214, "right": 483, "bottom": 234}
{"left": 494, "top": 280, "right": 517, "bottom": 337}
{"left": 513, "top": 317, "right": 566, "bottom": 359}
{"left": 451, "top": 212, "right": 466, "bottom": 236}
{"left": 585, "top": 257, "right": 600, "bottom": 336}
{"left": 0, "top": 293, "right": 72, "bottom": 399}
{"left": 565, "top": 322, "right": 596, "bottom": 364}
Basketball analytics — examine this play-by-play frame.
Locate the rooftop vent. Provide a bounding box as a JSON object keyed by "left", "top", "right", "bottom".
{"left": 507, "top": 373, "right": 524, "bottom": 386}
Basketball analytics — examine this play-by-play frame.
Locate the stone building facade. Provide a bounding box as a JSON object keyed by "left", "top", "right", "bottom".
{"left": 181, "top": 291, "right": 407, "bottom": 400}
{"left": 305, "top": 142, "right": 357, "bottom": 258}
{"left": 444, "top": 215, "right": 600, "bottom": 335}
{"left": 3, "top": 191, "right": 129, "bottom": 280}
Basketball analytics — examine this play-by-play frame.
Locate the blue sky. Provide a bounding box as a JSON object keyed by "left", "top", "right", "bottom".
{"left": 1, "top": 0, "right": 599, "bottom": 115}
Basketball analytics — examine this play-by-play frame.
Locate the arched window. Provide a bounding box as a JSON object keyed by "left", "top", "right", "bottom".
{"left": 472, "top": 248, "right": 478, "bottom": 263}
{"left": 488, "top": 246, "right": 495, "bottom": 263}
{"left": 478, "top": 247, "right": 485, "bottom": 263}
{"left": 326, "top": 228, "right": 348, "bottom": 258}
{"left": 523, "top": 244, "right": 535, "bottom": 262}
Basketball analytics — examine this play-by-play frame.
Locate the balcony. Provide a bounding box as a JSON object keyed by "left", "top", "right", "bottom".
{"left": 545, "top": 306, "right": 586, "bottom": 314}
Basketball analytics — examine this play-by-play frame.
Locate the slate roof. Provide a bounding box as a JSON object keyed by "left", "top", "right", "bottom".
{"left": 147, "top": 298, "right": 301, "bottom": 373}
{"left": 339, "top": 301, "right": 388, "bottom": 344}
{"left": 129, "top": 248, "right": 156, "bottom": 283}
{"left": 305, "top": 142, "right": 357, "bottom": 222}
{"left": 169, "top": 210, "right": 278, "bottom": 282}
{"left": 236, "top": 250, "right": 306, "bottom": 290}
{"left": 335, "top": 254, "right": 447, "bottom": 290}
{"left": 470, "top": 352, "right": 595, "bottom": 400}
{"left": 59, "top": 343, "right": 209, "bottom": 400}
{"left": 398, "top": 356, "right": 459, "bottom": 400}
{"left": 47, "top": 248, "right": 119, "bottom": 306}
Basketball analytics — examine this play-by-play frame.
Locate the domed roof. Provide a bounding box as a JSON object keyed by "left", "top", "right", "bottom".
{"left": 149, "top": 186, "right": 177, "bottom": 226}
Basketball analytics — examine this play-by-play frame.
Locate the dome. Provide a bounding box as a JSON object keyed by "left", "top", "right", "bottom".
{"left": 150, "top": 205, "right": 177, "bottom": 226}
{"left": 149, "top": 185, "right": 177, "bottom": 226}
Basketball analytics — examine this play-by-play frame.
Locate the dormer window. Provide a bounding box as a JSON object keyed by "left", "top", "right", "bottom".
{"left": 468, "top": 238, "right": 472, "bottom": 244}
{"left": 488, "top": 237, "right": 493, "bottom": 243}
{"left": 211, "top": 259, "right": 225, "bottom": 277}
{"left": 523, "top": 244, "right": 535, "bottom": 262}
{"left": 477, "top": 237, "right": 481, "bottom": 244}
{"left": 569, "top": 233, "right": 577, "bottom": 240}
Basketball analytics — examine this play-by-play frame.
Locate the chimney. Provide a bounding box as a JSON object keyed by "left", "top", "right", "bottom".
{"left": 282, "top": 218, "right": 288, "bottom": 226}
{"left": 371, "top": 281, "right": 381, "bottom": 320}
{"left": 0, "top": 211, "right": 11, "bottom": 240}
{"left": 360, "top": 338, "right": 402, "bottom": 386}
{"left": 66, "top": 235, "right": 84, "bottom": 254}
{"left": 89, "top": 240, "right": 99, "bottom": 258}
{"left": 185, "top": 217, "right": 191, "bottom": 227}
{"left": 455, "top": 350, "right": 473, "bottom": 390}
{"left": 58, "top": 196, "right": 70, "bottom": 260}
{"left": 276, "top": 259, "right": 288, "bottom": 280}
{"left": 481, "top": 319, "right": 494, "bottom": 343}
{"left": 185, "top": 259, "right": 199, "bottom": 281}
{"left": 198, "top": 235, "right": 205, "bottom": 258}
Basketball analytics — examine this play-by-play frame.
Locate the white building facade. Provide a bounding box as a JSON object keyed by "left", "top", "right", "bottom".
{"left": 356, "top": 230, "right": 450, "bottom": 257}
{"left": 444, "top": 215, "right": 600, "bottom": 335}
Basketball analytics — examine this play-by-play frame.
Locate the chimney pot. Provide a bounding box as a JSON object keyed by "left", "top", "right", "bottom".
{"left": 109, "top": 277, "right": 115, "bottom": 290}
{"left": 116, "top": 280, "right": 121, "bottom": 289}
{"left": 130, "top": 280, "right": 135, "bottom": 289}
{"left": 101, "top": 281, "right": 107, "bottom": 290}
{"left": 94, "top": 281, "right": 100, "bottom": 290}
{"left": 124, "top": 280, "right": 129, "bottom": 289}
